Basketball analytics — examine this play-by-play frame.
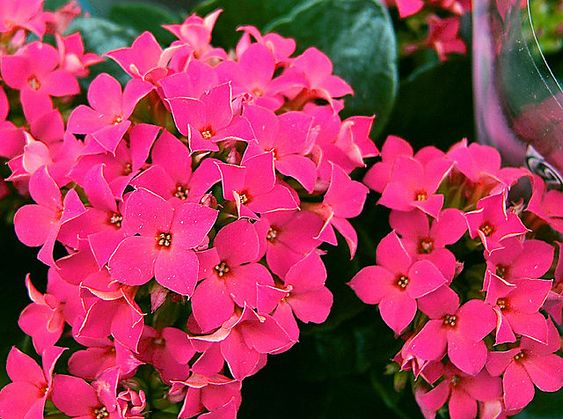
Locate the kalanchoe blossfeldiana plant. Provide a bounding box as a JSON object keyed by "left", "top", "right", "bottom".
{"left": 350, "top": 138, "right": 563, "bottom": 418}
{"left": 0, "top": 4, "right": 376, "bottom": 418}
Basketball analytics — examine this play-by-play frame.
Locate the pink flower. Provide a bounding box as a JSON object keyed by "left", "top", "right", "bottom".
{"left": 51, "top": 374, "right": 111, "bottom": 419}
{"left": 235, "top": 25, "right": 296, "bottom": 64}
{"left": 416, "top": 365, "right": 502, "bottom": 419}
{"left": 14, "top": 166, "right": 86, "bottom": 266}
{"left": 191, "top": 219, "right": 273, "bottom": 332}
{"left": 425, "top": 15, "right": 466, "bottom": 62}
{"left": 107, "top": 31, "right": 176, "bottom": 82}
{"left": 447, "top": 141, "right": 502, "bottom": 184}
{"left": 218, "top": 152, "right": 299, "bottom": 218}
{"left": 108, "top": 188, "right": 217, "bottom": 296}
{"left": 407, "top": 291, "right": 496, "bottom": 375}
{"left": 55, "top": 32, "right": 102, "bottom": 78}
{"left": 378, "top": 156, "right": 453, "bottom": 218}
{"left": 390, "top": 208, "right": 467, "bottom": 280}
{"left": 486, "top": 276, "right": 552, "bottom": 344}
{"left": 67, "top": 74, "right": 154, "bottom": 153}
{"left": 349, "top": 231, "right": 447, "bottom": 334}
{"left": 526, "top": 174, "right": 563, "bottom": 233}
{"left": 243, "top": 105, "right": 317, "bottom": 192}
{"left": 0, "top": 0, "right": 45, "bottom": 36}
{"left": 166, "top": 82, "right": 252, "bottom": 153}
{"left": 487, "top": 320, "right": 563, "bottom": 411}
{"left": 364, "top": 135, "right": 414, "bottom": 193}
{"left": 0, "top": 346, "right": 65, "bottom": 419}
{"left": 466, "top": 192, "right": 529, "bottom": 254}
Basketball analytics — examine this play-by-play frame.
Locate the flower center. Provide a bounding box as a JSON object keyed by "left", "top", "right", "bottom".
{"left": 122, "top": 162, "right": 133, "bottom": 176}
{"left": 156, "top": 232, "right": 172, "bottom": 248}
{"left": 414, "top": 190, "right": 428, "bottom": 201}
{"left": 479, "top": 222, "right": 494, "bottom": 237}
{"left": 214, "top": 261, "right": 230, "bottom": 277}
{"left": 495, "top": 265, "right": 507, "bottom": 279}
{"left": 267, "top": 226, "right": 279, "bottom": 242}
{"left": 27, "top": 76, "right": 41, "bottom": 90}
{"left": 94, "top": 407, "right": 109, "bottom": 419}
{"left": 450, "top": 375, "right": 460, "bottom": 387}
{"left": 496, "top": 298, "right": 509, "bottom": 310}
{"left": 513, "top": 351, "right": 525, "bottom": 361}
{"left": 200, "top": 127, "right": 214, "bottom": 139}
{"left": 418, "top": 238, "right": 434, "bottom": 254}
{"left": 112, "top": 115, "right": 123, "bottom": 125}
{"left": 174, "top": 184, "right": 189, "bottom": 200}
{"left": 108, "top": 212, "right": 123, "bottom": 228}
{"left": 443, "top": 314, "right": 457, "bottom": 327}
{"left": 238, "top": 192, "right": 249, "bottom": 205}
{"left": 396, "top": 275, "right": 409, "bottom": 289}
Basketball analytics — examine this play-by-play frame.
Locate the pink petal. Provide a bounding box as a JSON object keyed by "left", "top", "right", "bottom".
{"left": 331, "top": 216, "right": 359, "bottom": 258}
{"left": 129, "top": 123, "right": 160, "bottom": 170}
{"left": 123, "top": 188, "right": 174, "bottom": 236}
{"left": 524, "top": 354, "right": 563, "bottom": 392}
{"left": 29, "top": 165, "right": 61, "bottom": 209}
{"left": 348, "top": 266, "right": 394, "bottom": 304}
{"left": 376, "top": 231, "right": 412, "bottom": 275}
{"left": 121, "top": 78, "right": 154, "bottom": 118}
{"left": 417, "top": 380, "right": 450, "bottom": 413}
{"left": 6, "top": 346, "right": 44, "bottom": 384}
{"left": 486, "top": 349, "right": 520, "bottom": 376}
{"left": 247, "top": 183, "right": 298, "bottom": 214}
{"left": 503, "top": 362, "right": 535, "bottom": 411}
{"left": 456, "top": 300, "right": 496, "bottom": 342}
{"left": 51, "top": 375, "right": 99, "bottom": 416}
{"left": 449, "top": 389, "right": 477, "bottom": 419}
{"left": 14, "top": 204, "right": 55, "bottom": 247}
{"left": 379, "top": 291, "right": 417, "bottom": 335}
{"left": 447, "top": 333, "right": 488, "bottom": 375}
{"left": 432, "top": 208, "right": 467, "bottom": 246}
{"left": 285, "top": 251, "right": 326, "bottom": 292}
{"left": 325, "top": 163, "right": 369, "bottom": 218}
{"left": 509, "top": 312, "right": 548, "bottom": 344}
{"left": 407, "top": 260, "right": 447, "bottom": 299}
{"left": 221, "top": 330, "right": 261, "bottom": 380}
{"left": 154, "top": 247, "right": 199, "bottom": 296}
{"left": 215, "top": 219, "right": 260, "bottom": 265}
{"left": 202, "top": 83, "right": 233, "bottom": 130}
{"left": 168, "top": 97, "right": 206, "bottom": 136}
{"left": 108, "top": 236, "right": 157, "bottom": 286}
{"left": 151, "top": 130, "right": 192, "bottom": 184}
{"left": 0, "top": 382, "right": 43, "bottom": 419}
{"left": 243, "top": 152, "right": 276, "bottom": 195}
{"left": 409, "top": 320, "right": 448, "bottom": 361}
{"left": 227, "top": 263, "right": 274, "bottom": 307}
{"left": 42, "top": 69, "right": 79, "bottom": 97}
{"left": 67, "top": 105, "right": 110, "bottom": 134}
{"left": 172, "top": 203, "right": 217, "bottom": 249}
{"left": 275, "top": 154, "right": 317, "bottom": 192}
{"left": 91, "top": 121, "right": 131, "bottom": 153}
{"left": 192, "top": 276, "right": 234, "bottom": 332}
{"left": 288, "top": 287, "right": 333, "bottom": 324}
{"left": 87, "top": 73, "right": 123, "bottom": 115}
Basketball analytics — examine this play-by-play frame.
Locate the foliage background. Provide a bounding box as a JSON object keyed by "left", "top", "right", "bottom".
{"left": 0, "top": 0, "right": 561, "bottom": 417}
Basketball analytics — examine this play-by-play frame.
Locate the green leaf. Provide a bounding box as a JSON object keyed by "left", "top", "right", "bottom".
{"left": 66, "top": 16, "right": 138, "bottom": 83}
{"left": 193, "top": 0, "right": 302, "bottom": 48}
{"left": 108, "top": 2, "right": 183, "bottom": 45}
{"left": 515, "top": 389, "right": 563, "bottom": 419}
{"left": 266, "top": 0, "right": 398, "bottom": 136}
{"left": 384, "top": 58, "right": 474, "bottom": 150}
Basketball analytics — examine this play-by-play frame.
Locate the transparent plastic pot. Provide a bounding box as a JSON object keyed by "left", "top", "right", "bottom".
{"left": 473, "top": 0, "right": 562, "bottom": 189}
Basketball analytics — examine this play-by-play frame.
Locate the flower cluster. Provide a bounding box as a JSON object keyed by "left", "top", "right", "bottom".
{"left": 350, "top": 137, "right": 563, "bottom": 417}
{"left": 0, "top": 6, "right": 375, "bottom": 418}
{"left": 386, "top": 0, "right": 470, "bottom": 61}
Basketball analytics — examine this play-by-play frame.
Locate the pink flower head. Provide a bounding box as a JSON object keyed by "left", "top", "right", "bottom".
{"left": 257, "top": 209, "right": 323, "bottom": 277}
{"left": 447, "top": 140, "right": 502, "bottom": 184}
{"left": 416, "top": 365, "right": 502, "bottom": 419}
{"left": 192, "top": 219, "right": 273, "bottom": 332}
{"left": 487, "top": 320, "right": 563, "bottom": 411}
{"left": 0, "top": 0, "right": 45, "bottom": 36}
{"left": 107, "top": 31, "right": 176, "bottom": 83}
{"left": 138, "top": 326, "right": 196, "bottom": 383}
{"left": 167, "top": 82, "right": 252, "bottom": 153}
{"left": 131, "top": 130, "right": 221, "bottom": 203}
{"left": 55, "top": 32, "right": 103, "bottom": 78}
{"left": 51, "top": 374, "right": 112, "bottom": 419}
{"left": 378, "top": 156, "right": 453, "bottom": 218}
{"left": 526, "top": 174, "right": 563, "bottom": 233}
{"left": 486, "top": 276, "right": 552, "bottom": 344}
{"left": 108, "top": 188, "right": 218, "bottom": 296}
{"left": 408, "top": 290, "right": 496, "bottom": 375}
{"left": 14, "top": 166, "right": 86, "bottom": 266}
{"left": 364, "top": 135, "right": 414, "bottom": 193}
{"left": 218, "top": 152, "right": 299, "bottom": 218}
{"left": 312, "top": 163, "right": 368, "bottom": 257}
{"left": 466, "top": 192, "right": 529, "bottom": 254}
{"left": 390, "top": 208, "right": 467, "bottom": 280}
{"left": 1, "top": 41, "right": 80, "bottom": 106}
{"left": 18, "top": 274, "right": 65, "bottom": 354}
{"left": 243, "top": 105, "right": 317, "bottom": 192}
{"left": 235, "top": 25, "right": 296, "bottom": 64}
{"left": 425, "top": 15, "right": 466, "bottom": 62}
{"left": 0, "top": 345, "right": 66, "bottom": 419}
{"left": 67, "top": 74, "right": 154, "bottom": 153}
{"left": 349, "top": 231, "right": 447, "bottom": 334}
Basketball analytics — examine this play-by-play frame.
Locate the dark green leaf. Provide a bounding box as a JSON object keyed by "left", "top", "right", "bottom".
{"left": 266, "top": 0, "right": 398, "bottom": 136}
{"left": 108, "top": 2, "right": 183, "bottom": 45}
{"left": 515, "top": 389, "right": 563, "bottom": 419}
{"left": 384, "top": 58, "right": 474, "bottom": 150}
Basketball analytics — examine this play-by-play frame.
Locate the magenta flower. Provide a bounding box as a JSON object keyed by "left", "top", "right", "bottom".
{"left": 447, "top": 140, "right": 502, "bottom": 184}
{"left": 0, "top": 346, "right": 65, "bottom": 419}
{"left": 466, "top": 192, "right": 529, "bottom": 254}
{"left": 349, "top": 231, "right": 447, "bottom": 334}
{"left": 243, "top": 105, "right": 317, "bottom": 192}
{"left": 235, "top": 25, "right": 296, "bottom": 64}
{"left": 0, "top": 0, "right": 45, "bottom": 36}
{"left": 191, "top": 219, "right": 274, "bottom": 333}
{"left": 486, "top": 320, "right": 563, "bottom": 411}
{"left": 379, "top": 156, "right": 453, "bottom": 218}
{"left": 526, "top": 174, "right": 563, "bottom": 234}
{"left": 408, "top": 292, "right": 496, "bottom": 375}
{"left": 416, "top": 365, "right": 502, "bottom": 419}
{"left": 166, "top": 82, "right": 252, "bottom": 153}
{"left": 131, "top": 130, "right": 221, "bottom": 203}
{"left": 364, "top": 135, "right": 414, "bottom": 193}
{"left": 14, "top": 166, "right": 86, "bottom": 266}
{"left": 51, "top": 374, "right": 111, "bottom": 419}
{"left": 390, "top": 208, "right": 467, "bottom": 280}
{"left": 108, "top": 188, "right": 217, "bottom": 296}
{"left": 218, "top": 152, "right": 298, "bottom": 218}
{"left": 67, "top": 74, "right": 154, "bottom": 153}
{"left": 56, "top": 32, "right": 103, "bottom": 78}
{"left": 486, "top": 276, "right": 552, "bottom": 344}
